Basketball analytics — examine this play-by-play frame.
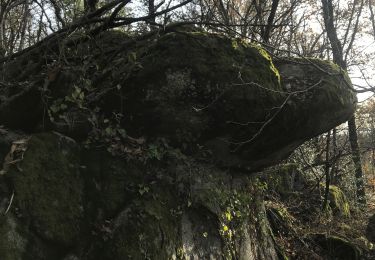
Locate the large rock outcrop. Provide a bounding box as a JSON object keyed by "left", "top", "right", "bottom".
{"left": 0, "top": 31, "right": 356, "bottom": 170}
{"left": 0, "top": 30, "right": 356, "bottom": 259}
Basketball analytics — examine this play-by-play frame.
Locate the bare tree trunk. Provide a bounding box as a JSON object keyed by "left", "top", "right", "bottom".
{"left": 323, "top": 130, "right": 331, "bottom": 210}
{"left": 369, "top": 0, "right": 375, "bottom": 40}
{"left": 331, "top": 127, "right": 338, "bottom": 184}
{"left": 0, "top": 1, "right": 8, "bottom": 57}
{"left": 148, "top": 0, "right": 156, "bottom": 26}
{"left": 147, "top": 0, "right": 165, "bottom": 30}
{"left": 50, "top": 0, "right": 66, "bottom": 28}
{"left": 372, "top": 115, "right": 375, "bottom": 191}
{"left": 321, "top": 0, "right": 366, "bottom": 204}
{"left": 348, "top": 115, "right": 367, "bottom": 203}
{"left": 17, "top": 2, "right": 29, "bottom": 51}
{"left": 262, "top": 0, "right": 279, "bottom": 43}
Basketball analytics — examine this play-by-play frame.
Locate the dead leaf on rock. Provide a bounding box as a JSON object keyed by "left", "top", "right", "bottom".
{"left": 0, "top": 138, "right": 30, "bottom": 175}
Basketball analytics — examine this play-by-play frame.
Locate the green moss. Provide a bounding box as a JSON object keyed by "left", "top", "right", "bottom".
{"left": 135, "top": 32, "right": 282, "bottom": 97}
{"left": 1, "top": 30, "right": 356, "bottom": 259}
{"left": 120, "top": 31, "right": 286, "bottom": 157}
{"left": 250, "top": 43, "right": 281, "bottom": 83}
{"left": 1, "top": 132, "right": 281, "bottom": 259}
{"left": 0, "top": 215, "right": 27, "bottom": 260}
{"left": 80, "top": 150, "right": 146, "bottom": 219}
{"left": 101, "top": 184, "right": 181, "bottom": 259}
{"left": 313, "top": 233, "right": 362, "bottom": 260}
{"left": 328, "top": 185, "right": 351, "bottom": 217}
{"left": 266, "top": 201, "right": 295, "bottom": 233}
{"left": 281, "top": 57, "right": 355, "bottom": 107}
{"left": 189, "top": 171, "right": 274, "bottom": 259}
{"left": 319, "top": 184, "right": 350, "bottom": 217}
{"left": 146, "top": 33, "right": 279, "bottom": 99}
{"left": 8, "top": 133, "right": 84, "bottom": 246}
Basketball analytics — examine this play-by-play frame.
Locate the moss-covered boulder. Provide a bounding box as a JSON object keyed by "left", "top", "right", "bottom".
{"left": 266, "top": 201, "right": 296, "bottom": 234}
{"left": 327, "top": 185, "right": 351, "bottom": 218}
{"left": 0, "top": 29, "right": 358, "bottom": 259}
{"left": 0, "top": 31, "right": 356, "bottom": 170}
{"left": 0, "top": 132, "right": 279, "bottom": 259}
{"left": 0, "top": 214, "right": 27, "bottom": 260}
{"left": 6, "top": 133, "right": 85, "bottom": 246}
{"left": 311, "top": 233, "right": 362, "bottom": 260}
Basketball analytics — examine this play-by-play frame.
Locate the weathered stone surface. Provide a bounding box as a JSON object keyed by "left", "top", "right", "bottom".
{"left": 0, "top": 133, "right": 278, "bottom": 259}
{"left": 7, "top": 133, "right": 85, "bottom": 246}
{"left": 0, "top": 31, "right": 356, "bottom": 170}
{"left": 311, "top": 233, "right": 362, "bottom": 260}
{"left": 0, "top": 30, "right": 357, "bottom": 259}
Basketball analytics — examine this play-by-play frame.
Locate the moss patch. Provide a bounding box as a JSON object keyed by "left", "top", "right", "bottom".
{"left": 0, "top": 215, "right": 27, "bottom": 260}
{"left": 8, "top": 132, "right": 84, "bottom": 246}
{"left": 328, "top": 185, "right": 351, "bottom": 218}
{"left": 94, "top": 176, "right": 182, "bottom": 260}
{"left": 312, "top": 233, "right": 362, "bottom": 260}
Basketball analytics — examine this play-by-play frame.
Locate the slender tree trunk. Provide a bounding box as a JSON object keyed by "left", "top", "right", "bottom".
{"left": 368, "top": 0, "right": 375, "bottom": 40}
{"left": 18, "top": 2, "right": 29, "bottom": 52}
{"left": 348, "top": 115, "right": 367, "bottom": 203}
{"left": 148, "top": 0, "right": 156, "bottom": 26}
{"left": 331, "top": 127, "right": 338, "bottom": 184}
{"left": 323, "top": 130, "right": 331, "bottom": 210}
{"left": 321, "top": 0, "right": 366, "bottom": 204}
{"left": 0, "top": 3, "right": 7, "bottom": 57}
{"left": 50, "top": 0, "right": 65, "bottom": 28}
{"left": 372, "top": 115, "right": 375, "bottom": 191}
{"left": 262, "top": 0, "right": 279, "bottom": 43}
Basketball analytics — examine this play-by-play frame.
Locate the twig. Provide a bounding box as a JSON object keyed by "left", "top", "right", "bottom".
{"left": 4, "top": 191, "right": 14, "bottom": 215}
{"left": 226, "top": 79, "right": 323, "bottom": 150}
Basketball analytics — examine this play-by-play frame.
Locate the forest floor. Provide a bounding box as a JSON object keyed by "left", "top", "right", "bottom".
{"left": 367, "top": 187, "right": 375, "bottom": 211}
{"left": 268, "top": 184, "right": 375, "bottom": 259}
{"left": 365, "top": 187, "right": 375, "bottom": 259}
